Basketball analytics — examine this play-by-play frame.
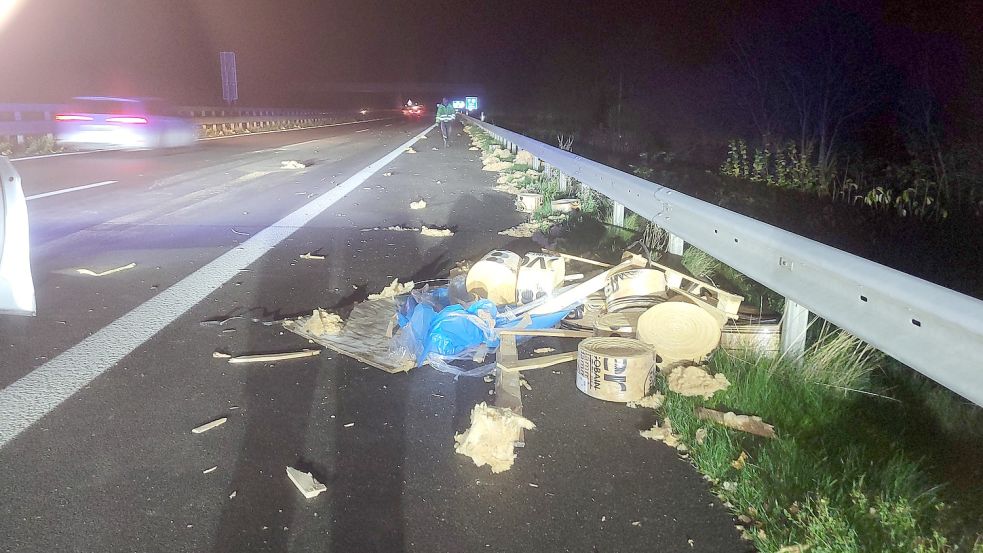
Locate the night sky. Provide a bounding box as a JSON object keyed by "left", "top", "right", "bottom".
{"left": 2, "top": 0, "right": 981, "bottom": 137}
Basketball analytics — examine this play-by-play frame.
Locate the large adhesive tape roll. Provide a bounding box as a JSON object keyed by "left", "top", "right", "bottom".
{"left": 466, "top": 250, "right": 521, "bottom": 305}
{"left": 593, "top": 309, "right": 645, "bottom": 338}
{"left": 605, "top": 268, "right": 667, "bottom": 312}
{"left": 561, "top": 292, "right": 606, "bottom": 331}
{"left": 516, "top": 253, "right": 565, "bottom": 305}
{"left": 577, "top": 337, "right": 657, "bottom": 402}
{"left": 637, "top": 302, "right": 721, "bottom": 369}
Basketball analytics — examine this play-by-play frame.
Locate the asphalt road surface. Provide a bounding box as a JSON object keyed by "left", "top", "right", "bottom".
{"left": 0, "top": 118, "right": 749, "bottom": 552}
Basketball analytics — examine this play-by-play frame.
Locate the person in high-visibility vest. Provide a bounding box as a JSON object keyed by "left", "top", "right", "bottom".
{"left": 435, "top": 97, "right": 456, "bottom": 147}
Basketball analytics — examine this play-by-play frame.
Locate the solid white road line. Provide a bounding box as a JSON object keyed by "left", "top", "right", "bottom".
{"left": 26, "top": 180, "right": 118, "bottom": 201}
{"left": 0, "top": 124, "right": 436, "bottom": 449}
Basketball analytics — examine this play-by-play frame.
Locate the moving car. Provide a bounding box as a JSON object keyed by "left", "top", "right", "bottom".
{"left": 0, "top": 157, "right": 36, "bottom": 315}
{"left": 55, "top": 97, "right": 198, "bottom": 150}
{"left": 402, "top": 102, "right": 424, "bottom": 117}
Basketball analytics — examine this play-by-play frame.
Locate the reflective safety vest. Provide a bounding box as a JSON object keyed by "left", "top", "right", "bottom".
{"left": 436, "top": 103, "right": 455, "bottom": 122}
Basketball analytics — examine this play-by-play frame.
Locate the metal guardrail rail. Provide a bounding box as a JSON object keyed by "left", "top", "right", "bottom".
{"left": 465, "top": 115, "right": 983, "bottom": 406}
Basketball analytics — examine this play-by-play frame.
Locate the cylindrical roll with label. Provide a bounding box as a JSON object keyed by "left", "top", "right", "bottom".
{"left": 577, "top": 337, "right": 657, "bottom": 402}
{"left": 466, "top": 250, "right": 521, "bottom": 305}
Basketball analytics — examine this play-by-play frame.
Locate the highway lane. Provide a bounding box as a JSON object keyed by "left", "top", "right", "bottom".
{"left": 0, "top": 117, "right": 429, "bottom": 391}
{"left": 0, "top": 122, "right": 746, "bottom": 552}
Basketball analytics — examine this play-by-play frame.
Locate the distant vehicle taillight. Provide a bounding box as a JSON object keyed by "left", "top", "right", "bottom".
{"left": 105, "top": 116, "right": 148, "bottom": 124}
{"left": 54, "top": 114, "right": 93, "bottom": 121}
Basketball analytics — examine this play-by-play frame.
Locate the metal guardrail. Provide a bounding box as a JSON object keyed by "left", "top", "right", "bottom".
{"left": 0, "top": 104, "right": 392, "bottom": 142}
{"left": 464, "top": 115, "right": 983, "bottom": 406}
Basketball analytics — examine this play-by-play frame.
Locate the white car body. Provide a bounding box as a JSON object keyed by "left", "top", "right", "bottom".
{"left": 0, "top": 157, "right": 36, "bottom": 315}
{"left": 55, "top": 96, "right": 198, "bottom": 150}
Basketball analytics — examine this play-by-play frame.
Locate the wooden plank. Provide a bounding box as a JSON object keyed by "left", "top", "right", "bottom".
{"left": 493, "top": 332, "right": 525, "bottom": 446}
{"left": 497, "top": 328, "right": 593, "bottom": 338}
{"left": 497, "top": 351, "right": 578, "bottom": 372}
{"left": 529, "top": 256, "right": 644, "bottom": 315}
{"left": 228, "top": 349, "right": 320, "bottom": 364}
{"left": 546, "top": 251, "right": 614, "bottom": 268}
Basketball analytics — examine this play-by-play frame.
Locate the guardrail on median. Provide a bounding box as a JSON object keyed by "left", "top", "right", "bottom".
{"left": 464, "top": 115, "right": 983, "bottom": 407}
{"left": 0, "top": 103, "right": 397, "bottom": 144}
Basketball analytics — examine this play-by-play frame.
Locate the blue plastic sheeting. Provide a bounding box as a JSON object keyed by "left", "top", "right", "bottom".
{"left": 393, "top": 286, "right": 573, "bottom": 366}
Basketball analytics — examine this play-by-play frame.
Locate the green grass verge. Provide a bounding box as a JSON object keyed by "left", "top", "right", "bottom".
{"left": 655, "top": 331, "right": 983, "bottom": 552}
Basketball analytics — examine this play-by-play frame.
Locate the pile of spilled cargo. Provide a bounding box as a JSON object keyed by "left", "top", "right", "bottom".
{"left": 273, "top": 244, "right": 778, "bottom": 477}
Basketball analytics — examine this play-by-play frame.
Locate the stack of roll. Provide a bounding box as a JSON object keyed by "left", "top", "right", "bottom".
{"left": 576, "top": 337, "right": 657, "bottom": 402}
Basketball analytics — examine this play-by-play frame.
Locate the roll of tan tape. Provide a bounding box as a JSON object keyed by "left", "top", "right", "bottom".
{"left": 605, "top": 268, "right": 668, "bottom": 312}
{"left": 637, "top": 302, "right": 721, "bottom": 369}
{"left": 577, "top": 337, "right": 657, "bottom": 402}
{"left": 594, "top": 309, "right": 645, "bottom": 338}
{"left": 516, "top": 253, "right": 565, "bottom": 305}
{"left": 561, "top": 292, "right": 606, "bottom": 331}
{"left": 466, "top": 250, "right": 521, "bottom": 305}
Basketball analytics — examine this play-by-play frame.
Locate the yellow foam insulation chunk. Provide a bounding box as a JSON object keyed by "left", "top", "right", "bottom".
{"left": 454, "top": 402, "right": 536, "bottom": 473}
{"left": 639, "top": 417, "right": 680, "bottom": 448}
{"left": 667, "top": 365, "right": 730, "bottom": 399}
{"left": 627, "top": 392, "right": 666, "bottom": 410}
{"left": 303, "top": 309, "right": 344, "bottom": 337}
{"left": 367, "top": 279, "right": 415, "bottom": 300}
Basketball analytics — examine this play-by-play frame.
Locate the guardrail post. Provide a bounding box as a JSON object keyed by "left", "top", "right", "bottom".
{"left": 558, "top": 173, "right": 569, "bottom": 193}
{"left": 611, "top": 202, "right": 625, "bottom": 227}
{"left": 13, "top": 111, "right": 24, "bottom": 145}
{"left": 667, "top": 234, "right": 684, "bottom": 256}
{"left": 780, "top": 299, "right": 809, "bottom": 361}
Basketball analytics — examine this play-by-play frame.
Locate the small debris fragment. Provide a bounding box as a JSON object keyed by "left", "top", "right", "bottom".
{"left": 230, "top": 228, "right": 250, "bottom": 236}
{"left": 192, "top": 417, "right": 228, "bottom": 434}
{"left": 229, "top": 491, "right": 237, "bottom": 499}
{"left": 497, "top": 221, "right": 539, "bottom": 238}
{"left": 626, "top": 392, "right": 666, "bottom": 410}
{"left": 639, "top": 418, "right": 680, "bottom": 447}
{"left": 405, "top": 147, "right": 417, "bottom": 154}
{"left": 286, "top": 466, "right": 327, "bottom": 499}
{"left": 483, "top": 375, "right": 494, "bottom": 383}
{"left": 280, "top": 160, "right": 307, "bottom": 169}
{"left": 695, "top": 427, "right": 708, "bottom": 445}
{"left": 299, "top": 253, "right": 326, "bottom": 260}
{"left": 212, "top": 351, "right": 232, "bottom": 359}
{"left": 228, "top": 349, "right": 321, "bottom": 364}
{"left": 688, "top": 539, "right": 695, "bottom": 548}
{"left": 383, "top": 172, "right": 393, "bottom": 176}
{"left": 632, "top": 521, "right": 642, "bottom": 527}
{"left": 420, "top": 226, "right": 454, "bottom": 237}
{"left": 520, "top": 378, "right": 532, "bottom": 391}
{"left": 409, "top": 200, "right": 427, "bottom": 210}
{"left": 731, "top": 451, "right": 749, "bottom": 470}
{"left": 76, "top": 262, "right": 137, "bottom": 277}
{"left": 343, "top": 422, "right": 355, "bottom": 428}
{"left": 454, "top": 402, "right": 536, "bottom": 473}
{"left": 528, "top": 483, "right": 539, "bottom": 488}
{"left": 532, "top": 347, "right": 555, "bottom": 354}
{"left": 202, "top": 466, "right": 218, "bottom": 474}
{"left": 368, "top": 279, "right": 414, "bottom": 300}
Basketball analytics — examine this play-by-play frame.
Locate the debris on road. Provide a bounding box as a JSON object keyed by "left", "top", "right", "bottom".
{"left": 420, "top": 226, "right": 453, "bottom": 237}
{"left": 532, "top": 347, "right": 555, "bottom": 354}
{"left": 666, "top": 365, "right": 730, "bottom": 399}
{"left": 454, "top": 402, "right": 536, "bottom": 473}
{"left": 192, "top": 417, "right": 228, "bottom": 434}
{"left": 227, "top": 349, "right": 321, "bottom": 364}
{"left": 302, "top": 309, "right": 344, "bottom": 337}
{"left": 280, "top": 160, "right": 307, "bottom": 169}
{"left": 627, "top": 392, "right": 666, "bottom": 410}
{"left": 409, "top": 200, "right": 427, "bottom": 210}
{"left": 230, "top": 228, "right": 250, "bottom": 236}
{"left": 383, "top": 172, "right": 393, "bottom": 176}
{"left": 202, "top": 466, "right": 218, "bottom": 474}
{"left": 212, "top": 351, "right": 232, "bottom": 359}
{"left": 405, "top": 147, "right": 417, "bottom": 154}
{"left": 199, "top": 315, "right": 243, "bottom": 327}
{"left": 639, "top": 418, "right": 681, "bottom": 448}
{"left": 367, "top": 279, "right": 414, "bottom": 300}
{"left": 696, "top": 407, "right": 776, "bottom": 438}
{"left": 76, "top": 262, "right": 136, "bottom": 277}
{"left": 343, "top": 422, "right": 355, "bottom": 428}
{"left": 286, "top": 466, "right": 327, "bottom": 499}
{"left": 299, "top": 252, "right": 326, "bottom": 260}
{"left": 498, "top": 221, "right": 539, "bottom": 238}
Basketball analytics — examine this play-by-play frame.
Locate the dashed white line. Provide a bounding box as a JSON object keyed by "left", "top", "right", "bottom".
{"left": 26, "top": 180, "right": 119, "bottom": 201}
{"left": 0, "top": 124, "right": 436, "bottom": 448}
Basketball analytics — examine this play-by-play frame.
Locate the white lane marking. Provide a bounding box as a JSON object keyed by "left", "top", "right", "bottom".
{"left": 10, "top": 117, "right": 403, "bottom": 161}
{"left": 0, "top": 124, "right": 437, "bottom": 448}
{"left": 26, "top": 180, "right": 119, "bottom": 201}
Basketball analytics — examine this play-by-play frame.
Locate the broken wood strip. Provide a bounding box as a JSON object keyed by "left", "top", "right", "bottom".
{"left": 494, "top": 333, "right": 526, "bottom": 446}
{"left": 497, "top": 328, "right": 593, "bottom": 338}
{"left": 497, "top": 351, "right": 578, "bottom": 372}
{"left": 547, "top": 251, "right": 614, "bottom": 268}
{"left": 227, "top": 349, "right": 321, "bottom": 364}
{"left": 670, "top": 287, "right": 733, "bottom": 327}
{"left": 696, "top": 407, "right": 776, "bottom": 438}
{"left": 529, "top": 256, "right": 644, "bottom": 315}
{"left": 192, "top": 417, "right": 228, "bottom": 434}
